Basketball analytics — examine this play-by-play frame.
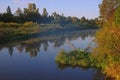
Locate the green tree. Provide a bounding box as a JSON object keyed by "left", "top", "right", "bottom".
{"left": 52, "top": 12, "right": 60, "bottom": 23}
{"left": 1, "top": 6, "right": 13, "bottom": 22}
{"left": 42, "top": 8, "right": 48, "bottom": 17}
{"left": 80, "top": 16, "right": 86, "bottom": 23}
{"left": 115, "top": 6, "right": 120, "bottom": 24}
{"left": 24, "top": 3, "right": 39, "bottom": 14}
{"left": 66, "top": 16, "right": 72, "bottom": 24}
{"left": 71, "top": 17, "right": 78, "bottom": 24}
{"left": 6, "top": 6, "right": 12, "bottom": 15}
{"left": 41, "top": 8, "right": 48, "bottom": 23}
{"left": 23, "top": 3, "right": 40, "bottom": 23}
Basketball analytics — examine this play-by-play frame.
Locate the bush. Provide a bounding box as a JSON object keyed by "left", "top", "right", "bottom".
{"left": 0, "top": 22, "right": 6, "bottom": 27}
{"left": 23, "top": 22, "right": 35, "bottom": 27}
{"left": 0, "top": 22, "right": 40, "bottom": 43}
{"left": 55, "top": 50, "right": 91, "bottom": 67}
{"left": 77, "top": 59, "right": 89, "bottom": 67}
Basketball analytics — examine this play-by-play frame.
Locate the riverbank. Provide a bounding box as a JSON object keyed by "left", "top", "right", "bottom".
{"left": 56, "top": 47, "right": 120, "bottom": 80}
{"left": 0, "top": 22, "right": 98, "bottom": 44}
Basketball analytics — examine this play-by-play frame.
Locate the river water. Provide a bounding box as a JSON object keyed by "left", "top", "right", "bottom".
{"left": 0, "top": 30, "right": 103, "bottom": 80}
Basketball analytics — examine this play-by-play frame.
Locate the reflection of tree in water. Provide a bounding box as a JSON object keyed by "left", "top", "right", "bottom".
{"left": 54, "top": 36, "right": 65, "bottom": 48}
{"left": 16, "top": 45, "right": 24, "bottom": 53}
{"left": 0, "top": 30, "right": 96, "bottom": 57}
{"left": 8, "top": 46, "right": 13, "bottom": 56}
{"left": 92, "top": 69, "right": 104, "bottom": 80}
{"left": 43, "top": 41, "right": 48, "bottom": 52}
{"left": 24, "top": 42, "right": 41, "bottom": 57}
{"left": 56, "top": 63, "right": 104, "bottom": 80}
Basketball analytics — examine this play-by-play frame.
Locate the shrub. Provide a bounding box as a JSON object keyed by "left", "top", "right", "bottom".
{"left": 23, "top": 22, "right": 35, "bottom": 27}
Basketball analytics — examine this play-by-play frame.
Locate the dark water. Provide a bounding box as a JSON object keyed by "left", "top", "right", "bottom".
{"left": 0, "top": 30, "right": 103, "bottom": 80}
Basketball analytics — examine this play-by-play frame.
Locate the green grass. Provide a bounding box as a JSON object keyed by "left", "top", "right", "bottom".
{"left": 0, "top": 22, "right": 40, "bottom": 43}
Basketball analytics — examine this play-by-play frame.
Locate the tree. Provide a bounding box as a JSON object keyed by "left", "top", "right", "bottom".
{"left": 99, "top": 0, "right": 120, "bottom": 22}
{"left": 80, "top": 16, "right": 86, "bottom": 23}
{"left": 1, "top": 6, "right": 13, "bottom": 22}
{"left": 6, "top": 6, "right": 12, "bottom": 15}
{"left": 66, "top": 16, "right": 72, "bottom": 24}
{"left": 93, "top": 0, "right": 120, "bottom": 79}
{"left": 42, "top": 8, "right": 48, "bottom": 17}
{"left": 51, "top": 12, "right": 66, "bottom": 25}
{"left": 52, "top": 12, "right": 60, "bottom": 23}
{"left": 71, "top": 17, "right": 78, "bottom": 24}
{"left": 23, "top": 3, "right": 40, "bottom": 23}
{"left": 115, "top": 6, "right": 120, "bottom": 24}
{"left": 24, "top": 3, "right": 39, "bottom": 14}
{"left": 15, "top": 8, "right": 22, "bottom": 16}
{"left": 41, "top": 8, "right": 48, "bottom": 23}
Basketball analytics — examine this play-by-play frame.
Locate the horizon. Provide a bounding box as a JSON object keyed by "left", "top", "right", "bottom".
{"left": 0, "top": 0, "right": 102, "bottom": 19}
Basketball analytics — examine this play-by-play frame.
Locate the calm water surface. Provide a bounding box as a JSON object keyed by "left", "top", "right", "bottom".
{"left": 0, "top": 30, "right": 103, "bottom": 80}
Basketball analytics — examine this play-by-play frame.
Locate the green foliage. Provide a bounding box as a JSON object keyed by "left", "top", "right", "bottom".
{"left": 42, "top": 8, "right": 48, "bottom": 17}
{"left": 0, "top": 22, "right": 40, "bottom": 42}
{"left": 6, "top": 6, "right": 12, "bottom": 15}
{"left": 77, "top": 59, "right": 89, "bottom": 67}
{"left": 56, "top": 50, "right": 92, "bottom": 68}
{"left": 24, "top": 3, "right": 39, "bottom": 14}
{"left": 115, "top": 6, "right": 120, "bottom": 24}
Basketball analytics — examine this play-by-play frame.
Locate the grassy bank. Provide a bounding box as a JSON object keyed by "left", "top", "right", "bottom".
{"left": 56, "top": 49, "right": 120, "bottom": 80}
{"left": 0, "top": 22, "right": 40, "bottom": 43}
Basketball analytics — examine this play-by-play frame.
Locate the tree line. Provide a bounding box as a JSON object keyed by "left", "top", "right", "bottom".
{"left": 0, "top": 3, "right": 97, "bottom": 26}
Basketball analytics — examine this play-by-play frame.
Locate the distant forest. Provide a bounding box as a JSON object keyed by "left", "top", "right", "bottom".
{"left": 0, "top": 3, "right": 97, "bottom": 26}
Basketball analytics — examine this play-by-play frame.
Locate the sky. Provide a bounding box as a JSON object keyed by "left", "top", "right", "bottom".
{"left": 0, "top": 0, "right": 102, "bottom": 19}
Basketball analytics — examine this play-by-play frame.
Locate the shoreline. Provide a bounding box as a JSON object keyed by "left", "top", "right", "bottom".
{"left": 0, "top": 28, "right": 97, "bottom": 45}
{"left": 0, "top": 22, "right": 98, "bottom": 44}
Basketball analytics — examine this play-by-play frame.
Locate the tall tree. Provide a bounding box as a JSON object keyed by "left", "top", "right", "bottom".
{"left": 99, "top": 0, "right": 120, "bottom": 22}
{"left": 6, "top": 6, "right": 12, "bottom": 15}
{"left": 1, "top": 6, "right": 13, "bottom": 22}
{"left": 93, "top": 0, "right": 120, "bottom": 79}
{"left": 42, "top": 8, "right": 48, "bottom": 17}
{"left": 23, "top": 3, "right": 40, "bottom": 23}
{"left": 24, "top": 3, "right": 39, "bottom": 15}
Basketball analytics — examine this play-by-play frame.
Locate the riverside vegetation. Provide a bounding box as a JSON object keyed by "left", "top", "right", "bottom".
{"left": 0, "top": 3, "right": 98, "bottom": 43}
{"left": 56, "top": 0, "right": 120, "bottom": 80}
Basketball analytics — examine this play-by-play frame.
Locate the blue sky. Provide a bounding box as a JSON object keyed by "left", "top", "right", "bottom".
{"left": 0, "top": 0, "right": 102, "bottom": 19}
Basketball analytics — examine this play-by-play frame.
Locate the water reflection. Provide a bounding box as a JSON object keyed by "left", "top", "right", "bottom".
{"left": 57, "top": 64, "right": 104, "bottom": 80}
{"left": 0, "top": 30, "right": 95, "bottom": 57}
{"left": 0, "top": 30, "right": 105, "bottom": 80}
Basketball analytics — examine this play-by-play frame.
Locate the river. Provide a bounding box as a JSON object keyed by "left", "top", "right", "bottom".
{"left": 0, "top": 30, "right": 104, "bottom": 80}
